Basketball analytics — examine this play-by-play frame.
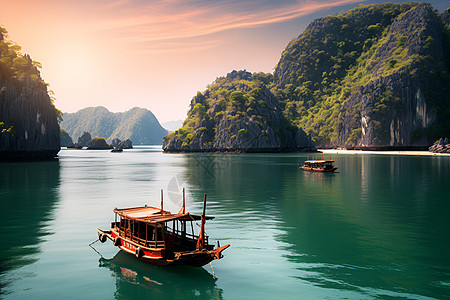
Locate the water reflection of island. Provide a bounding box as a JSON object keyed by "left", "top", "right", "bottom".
{"left": 99, "top": 251, "right": 223, "bottom": 299}
{"left": 0, "top": 161, "right": 60, "bottom": 296}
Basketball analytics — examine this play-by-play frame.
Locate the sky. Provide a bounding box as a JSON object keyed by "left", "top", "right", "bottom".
{"left": 0, "top": 0, "right": 448, "bottom": 123}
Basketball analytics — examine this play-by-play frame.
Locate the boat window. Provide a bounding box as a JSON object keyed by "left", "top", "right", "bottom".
{"left": 155, "top": 224, "right": 164, "bottom": 241}
{"left": 146, "top": 224, "right": 155, "bottom": 241}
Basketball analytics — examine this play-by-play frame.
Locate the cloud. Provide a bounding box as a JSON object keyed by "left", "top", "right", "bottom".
{"left": 90, "top": 0, "right": 362, "bottom": 47}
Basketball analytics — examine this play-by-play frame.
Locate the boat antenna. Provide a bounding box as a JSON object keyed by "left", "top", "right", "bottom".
{"left": 160, "top": 189, "right": 163, "bottom": 213}
{"left": 179, "top": 188, "right": 186, "bottom": 214}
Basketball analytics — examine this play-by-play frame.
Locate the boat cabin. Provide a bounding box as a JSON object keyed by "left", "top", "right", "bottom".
{"left": 112, "top": 206, "right": 214, "bottom": 258}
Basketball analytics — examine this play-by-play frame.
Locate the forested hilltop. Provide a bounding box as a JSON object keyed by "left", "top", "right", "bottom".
{"left": 163, "top": 71, "right": 315, "bottom": 152}
{"left": 164, "top": 2, "right": 450, "bottom": 150}
{"left": 61, "top": 106, "right": 168, "bottom": 145}
{"left": 0, "top": 27, "right": 61, "bottom": 160}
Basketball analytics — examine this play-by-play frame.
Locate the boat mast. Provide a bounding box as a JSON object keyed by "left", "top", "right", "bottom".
{"left": 160, "top": 189, "right": 163, "bottom": 213}
{"left": 197, "top": 194, "right": 207, "bottom": 250}
{"left": 178, "top": 187, "right": 186, "bottom": 214}
{"left": 182, "top": 188, "right": 185, "bottom": 214}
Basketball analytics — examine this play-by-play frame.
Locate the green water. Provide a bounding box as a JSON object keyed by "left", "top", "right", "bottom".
{"left": 0, "top": 147, "right": 449, "bottom": 299}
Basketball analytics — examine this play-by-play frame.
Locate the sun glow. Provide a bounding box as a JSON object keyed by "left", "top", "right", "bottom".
{"left": 1, "top": 0, "right": 363, "bottom": 121}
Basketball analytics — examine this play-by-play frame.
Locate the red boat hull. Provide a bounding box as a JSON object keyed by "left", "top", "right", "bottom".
{"left": 97, "top": 228, "right": 228, "bottom": 267}
{"left": 300, "top": 166, "right": 337, "bottom": 173}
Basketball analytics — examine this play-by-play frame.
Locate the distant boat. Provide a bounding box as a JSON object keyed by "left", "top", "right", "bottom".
{"left": 111, "top": 147, "right": 123, "bottom": 152}
{"left": 300, "top": 157, "right": 337, "bottom": 173}
{"left": 96, "top": 189, "right": 230, "bottom": 267}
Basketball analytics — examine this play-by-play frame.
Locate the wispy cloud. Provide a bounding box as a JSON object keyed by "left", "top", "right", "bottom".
{"left": 89, "top": 0, "right": 362, "bottom": 49}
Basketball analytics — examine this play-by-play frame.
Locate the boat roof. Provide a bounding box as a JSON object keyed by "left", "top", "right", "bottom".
{"left": 304, "top": 160, "right": 334, "bottom": 163}
{"left": 113, "top": 206, "right": 214, "bottom": 224}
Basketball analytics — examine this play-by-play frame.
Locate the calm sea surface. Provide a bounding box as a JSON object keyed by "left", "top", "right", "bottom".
{"left": 1, "top": 146, "right": 449, "bottom": 299}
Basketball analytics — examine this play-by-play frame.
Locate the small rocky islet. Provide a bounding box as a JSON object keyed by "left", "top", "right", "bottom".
{"left": 67, "top": 132, "right": 133, "bottom": 150}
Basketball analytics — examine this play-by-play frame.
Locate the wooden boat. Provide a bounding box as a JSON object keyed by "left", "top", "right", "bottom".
{"left": 96, "top": 189, "right": 230, "bottom": 267}
{"left": 300, "top": 158, "right": 337, "bottom": 173}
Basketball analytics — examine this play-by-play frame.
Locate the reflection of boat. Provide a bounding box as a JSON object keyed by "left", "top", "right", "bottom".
{"left": 300, "top": 158, "right": 337, "bottom": 173}
{"left": 96, "top": 189, "right": 230, "bottom": 267}
{"left": 99, "top": 251, "right": 221, "bottom": 298}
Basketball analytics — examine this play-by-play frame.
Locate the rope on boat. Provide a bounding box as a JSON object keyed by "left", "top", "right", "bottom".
{"left": 88, "top": 238, "right": 105, "bottom": 258}
{"left": 210, "top": 262, "right": 216, "bottom": 279}
{"left": 89, "top": 238, "right": 99, "bottom": 247}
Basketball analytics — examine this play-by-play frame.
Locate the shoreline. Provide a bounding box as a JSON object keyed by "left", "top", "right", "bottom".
{"left": 319, "top": 149, "right": 450, "bottom": 156}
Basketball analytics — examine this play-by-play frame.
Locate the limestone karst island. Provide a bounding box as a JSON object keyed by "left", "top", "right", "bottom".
{"left": 2, "top": 2, "right": 450, "bottom": 157}
{"left": 163, "top": 3, "right": 450, "bottom": 153}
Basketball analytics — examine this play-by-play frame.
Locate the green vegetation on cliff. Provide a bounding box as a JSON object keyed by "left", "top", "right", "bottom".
{"left": 163, "top": 70, "right": 314, "bottom": 152}
{"left": 165, "top": 70, "right": 288, "bottom": 147}
{"left": 165, "top": 2, "right": 450, "bottom": 149}
{"left": 0, "top": 27, "right": 61, "bottom": 121}
{"left": 1, "top": 27, "right": 61, "bottom": 158}
{"left": 274, "top": 2, "right": 450, "bottom": 145}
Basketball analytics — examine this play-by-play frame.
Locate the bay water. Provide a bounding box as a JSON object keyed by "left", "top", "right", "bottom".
{"left": 1, "top": 147, "right": 449, "bottom": 299}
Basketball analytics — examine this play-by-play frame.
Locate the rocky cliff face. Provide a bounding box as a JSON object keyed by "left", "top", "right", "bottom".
{"left": 337, "top": 4, "right": 447, "bottom": 147}
{"left": 273, "top": 3, "right": 450, "bottom": 148}
{"left": 338, "top": 73, "right": 436, "bottom": 147}
{"left": 0, "top": 69, "right": 60, "bottom": 160}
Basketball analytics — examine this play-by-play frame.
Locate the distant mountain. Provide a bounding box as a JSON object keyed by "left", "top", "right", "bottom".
{"left": 61, "top": 107, "right": 168, "bottom": 145}
{"left": 162, "top": 120, "right": 183, "bottom": 132}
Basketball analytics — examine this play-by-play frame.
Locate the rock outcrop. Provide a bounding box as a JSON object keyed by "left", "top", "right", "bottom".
{"left": 0, "top": 30, "right": 60, "bottom": 160}
{"left": 111, "top": 138, "right": 133, "bottom": 149}
{"left": 77, "top": 132, "right": 91, "bottom": 147}
{"left": 68, "top": 132, "right": 91, "bottom": 148}
{"left": 429, "top": 138, "right": 450, "bottom": 153}
{"left": 86, "top": 137, "right": 112, "bottom": 150}
{"left": 60, "top": 129, "right": 73, "bottom": 147}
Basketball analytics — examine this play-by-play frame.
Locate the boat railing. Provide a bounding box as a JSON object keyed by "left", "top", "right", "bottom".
{"left": 116, "top": 227, "right": 165, "bottom": 249}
